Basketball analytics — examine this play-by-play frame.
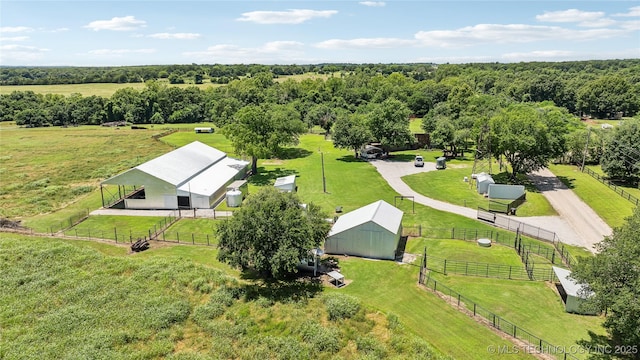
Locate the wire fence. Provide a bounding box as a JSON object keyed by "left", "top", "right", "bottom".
{"left": 418, "top": 264, "right": 580, "bottom": 360}
{"left": 582, "top": 166, "right": 639, "bottom": 206}
{"left": 476, "top": 209, "right": 578, "bottom": 268}
{"left": 423, "top": 254, "right": 555, "bottom": 281}
{"left": 48, "top": 208, "right": 90, "bottom": 234}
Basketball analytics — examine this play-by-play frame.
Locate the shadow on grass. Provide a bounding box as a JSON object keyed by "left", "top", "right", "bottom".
{"left": 556, "top": 175, "right": 576, "bottom": 189}
{"left": 249, "top": 167, "right": 297, "bottom": 186}
{"left": 240, "top": 274, "right": 324, "bottom": 303}
{"left": 275, "top": 147, "right": 312, "bottom": 160}
{"left": 337, "top": 155, "right": 367, "bottom": 163}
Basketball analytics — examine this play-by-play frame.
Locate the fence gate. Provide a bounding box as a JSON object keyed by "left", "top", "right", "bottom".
{"left": 477, "top": 207, "right": 496, "bottom": 223}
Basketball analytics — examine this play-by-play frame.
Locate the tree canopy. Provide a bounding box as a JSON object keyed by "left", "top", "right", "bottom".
{"left": 490, "top": 103, "right": 571, "bottom": 179}
{"left": 221, "top": 103, "right": 306, "bottom": 174}
{"left": 216, "top": 187, "right": 331, "bottom": 279}
{"left": 600, "top": 119, "right": 640, "bottom": 182}
{"left": 572, "top": 207, "right": 640, "bottom": 359}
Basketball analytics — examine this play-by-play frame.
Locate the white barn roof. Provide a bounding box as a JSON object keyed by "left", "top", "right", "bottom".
{"left": 135, "top": 141, "right": 226, "bottom": 186}
{"left": 329, "top": 200, "right": 403, "bottom": 237}
{"left": 102, "top": 141, "right": 248, "bottom": 194}
{"left": 553, "top": 266, "right": 591, "bottom": 298}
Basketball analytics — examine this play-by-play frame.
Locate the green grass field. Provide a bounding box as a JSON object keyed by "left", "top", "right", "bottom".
{"left": 402, "top": 164, "right": 557, "bottom": 217}
{"left": 0, "top": 123, "right": 600, "bottom": 359}
{"left": 0, "top": 82, "right": 224, "bottom": 97}
{"left": 548, "top": 164, "right": 635, "bottom": 228}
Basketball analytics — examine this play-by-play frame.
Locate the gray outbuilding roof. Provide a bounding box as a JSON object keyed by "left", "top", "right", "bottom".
{"left": 329, "top": 200, "right": 403, "bottom": 237}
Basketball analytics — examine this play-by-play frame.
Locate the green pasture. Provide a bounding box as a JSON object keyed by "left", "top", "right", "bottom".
{"left": 402, "top": 164, "right": 557, "bottom": 217}
{"left": 161, "top": 218, "right": 220, "bottom": 245}
{"left": 1, "top": 123, "right": 601, "bottom": 359}
{"left": 433, "top": 276, "right": 604, "bottom": 358}
{"left": 3, "top": 235, "right": 452, "bottom": 360}
{"left": 548, "top": 164, "right": 635, "bottom": 228}
{"left": 335, "top": 257, "right": 535, "bottom": 360}
{"left": 64, "top": 215, "right": 167, "bottom": 241}
{"left": 407, "top": 238, "right": 525, "bottom": 266}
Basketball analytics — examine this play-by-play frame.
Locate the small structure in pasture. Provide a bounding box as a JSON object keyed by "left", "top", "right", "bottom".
{"left": 194, "top": 127, "right": 214, "bottom": 133}
{"left": 274, "top": 175, "right": 297, "bottom": 192}
{"left": 327, "top": 270, "right": 345, "bottom": 287}
{"left": 436, "top": 156, "right": 447, "bottom": 169}
{"left": 325, "top": 200, "right": 403, "bottom": 260}
{"left": 487, "top": 184, "right": 525, "bottom": 200}
{"left": 101, "top": 141, "right": 249, "bottom": 210}
{"left": 552, "top": 266, "right": 597, "bottom": 315}
{"left": 474, "top": 172, "right": 495, "bottom": 195}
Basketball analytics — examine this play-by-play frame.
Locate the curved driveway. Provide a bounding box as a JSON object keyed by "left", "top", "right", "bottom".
{"left": 369, "top": 159, "right": 607, "bottom": 252}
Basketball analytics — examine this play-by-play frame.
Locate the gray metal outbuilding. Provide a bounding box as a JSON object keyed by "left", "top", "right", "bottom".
{"left": 324, "top": 200, "right": 403, "bottom": 260}
{"left": 101, "top": 141, "right": 248, "bottom": 209}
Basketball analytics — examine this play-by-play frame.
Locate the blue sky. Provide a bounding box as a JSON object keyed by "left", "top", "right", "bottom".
{"left": 1, "top": 1, "right": 638, "bottom": 66}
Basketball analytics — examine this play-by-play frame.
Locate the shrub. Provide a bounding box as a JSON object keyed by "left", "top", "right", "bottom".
{"left": 298, "top": 320, "right": 341, "bottom": 353}
{"left": 356, "top": 335, "right": 388, "bottom": 358}
{"left": 323, "top": 293, "right": 360, "bottom": 320}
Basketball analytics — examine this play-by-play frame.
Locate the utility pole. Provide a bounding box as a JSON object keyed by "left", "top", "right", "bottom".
{"left": 581, "top": 127, "right": 592, "bottom": 172}
{"left": 321, "top": 151, "right": 327, "bottom": 193}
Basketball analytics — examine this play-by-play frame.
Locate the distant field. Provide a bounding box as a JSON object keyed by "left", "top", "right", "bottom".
{"left": 0, "top": 82, "right": 222, "bottom": 97}
{"left": 0, "top": 73, "right": 333, "bottom": 97}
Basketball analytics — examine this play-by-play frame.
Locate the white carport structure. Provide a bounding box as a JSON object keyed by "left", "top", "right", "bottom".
{"left": 325, "top": 200, "right": 403, "bottom": 260}
{"left": 101, "top": 141, "right": 248, "bottom": 209}
{"left": 553, "top": 266, "right": 597, "bottom": 315}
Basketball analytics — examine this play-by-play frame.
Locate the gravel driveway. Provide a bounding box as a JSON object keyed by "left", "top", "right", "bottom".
{"left": 370, "top": 159, "right": 605, "bottom": 251}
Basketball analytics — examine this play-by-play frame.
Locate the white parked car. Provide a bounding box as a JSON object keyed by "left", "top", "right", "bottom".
{"left": 414, "top": 155, "right": 424, "bottom": 167}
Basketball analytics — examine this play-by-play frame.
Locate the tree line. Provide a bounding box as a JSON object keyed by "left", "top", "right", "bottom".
{"left": 1, "top": 60, "right": 639, "bottom": 182}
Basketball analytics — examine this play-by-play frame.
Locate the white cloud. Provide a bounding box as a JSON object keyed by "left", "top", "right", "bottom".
{"left": 49, "top": 28, "right": 70, "bottom": 33}
{"left": 184, "top": 41, "right": 305, "bottom": 63}
{"left": 88, "top": 48, "right": 156, "bottom": 55}
{"left": 501, "top": 50, "right": 575, "bottom": 60}
{"left": 414, "top": 24, "right": 625, "bottom": 48}
{"left": 148, "top": 33, "right": 201, "bottom": 39}
{"left": 536, "top": 9, "right": 605, "bottom": 23}
{"left": 0, "top": 44, "right": 49, "bottom": 62}
{"left": 612, "top": 6, "right": 640, "bottom": 17}
{"left": 619, "top": 20, "right": 640, "bottom": 30}
{"left": 0, "top": 36, "right": 29, "bottom": 42}
{"left": 84, "top": 16, "right": 146, "bottom": 31}
{"left": 359, "top": 1, "right": 385, "bottom": 7}
{"left": 237, "top": 9, "right": 337, "bottom": 24}
{"left": 579, "top": 18, "right": 617, "bottom": 28}
{"left": 315, "top": 37, "right": 416, "bottom": 49}
{"left": 0, "top": 26, "right": 33, "bottom": 33}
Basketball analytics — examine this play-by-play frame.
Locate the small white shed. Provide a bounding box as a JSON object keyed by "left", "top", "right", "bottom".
{"left": 325, "top": 200, "right": 403, "bottom": 260}
{"left": 475, "top": 172, "right": 495, "bottom": 195}
{"left": 274, "top": 175, "right": 297, "bottom": 192}
{"left": 553, "top": 266, "right": 597, "bottom": 315}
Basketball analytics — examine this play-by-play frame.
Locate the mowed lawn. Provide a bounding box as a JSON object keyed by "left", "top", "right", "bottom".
{"left": 548, "top": 164, "right": 635, "bottom": 228}
{"left": 403, "top": 164, "right": 557, "bottom": 217}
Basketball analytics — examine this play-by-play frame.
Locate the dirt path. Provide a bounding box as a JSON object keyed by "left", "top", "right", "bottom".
{"left": 370, "top": 159, "right": 598, "bottom": 251}
{"left": 527, "top": 168, "right": 612, "bottom": 250}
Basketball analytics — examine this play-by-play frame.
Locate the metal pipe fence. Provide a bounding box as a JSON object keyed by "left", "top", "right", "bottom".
{"left": 424, "top": 255, "right": 555, "bottom": 281}
{"left": 582, "top": 166, "right": 639, "bottom": 206}
{"left": 418, "top": 270, "right": 580, "bottom": 360}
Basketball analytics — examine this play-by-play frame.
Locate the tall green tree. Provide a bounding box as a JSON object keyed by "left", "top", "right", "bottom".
{"left": 332, "top": 113, "right": 372, "bottom": 157}
{"left": 577, "top": 75, "right": 640, "bottom": 118}
{"left": 368, "top": 98, "right": 413, "bottom": 149}
{"left": 222, "top": 103, "right": 306, "bottom": 174}
{"left": 216, "top": 187, "right": 331, "bottom": 279}
{"left": 572, "top": 207, "right": 640, "bottom": 359}
{"left": 490, "top": 103, "right": 569, "bottom": 179}
{"left": 600, "top": 119, "right": 640, "bottom": 181}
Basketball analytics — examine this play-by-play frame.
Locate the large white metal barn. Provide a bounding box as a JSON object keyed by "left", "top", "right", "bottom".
{"left": 101, "top": 141, "right": 249, "bottom": 209}
{"left": 324, "top": 200, "right": 403, "bottom": 260}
